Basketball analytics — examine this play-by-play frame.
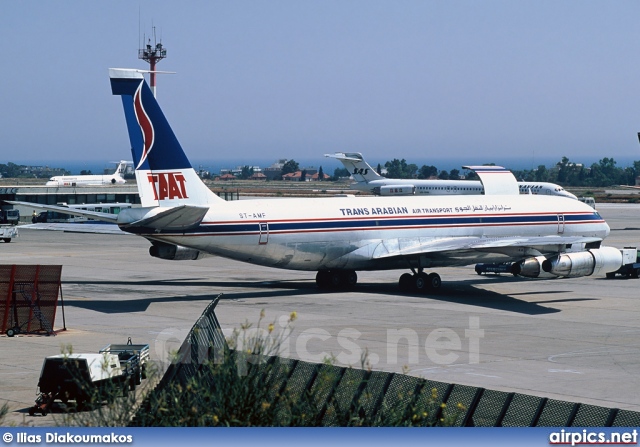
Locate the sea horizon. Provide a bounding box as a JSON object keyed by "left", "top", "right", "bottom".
{"left": 6, "top": 154, "right": 639, "bottom": 176}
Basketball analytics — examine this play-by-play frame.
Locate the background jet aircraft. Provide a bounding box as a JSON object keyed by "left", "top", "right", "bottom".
{"left": 45, "top": 161, "right": 128, "bottom": 186}
{"left": 327, "top": 152, "right": 577, "bottom": 199}
{"left": 12, "top": 69, "right": 622, "bottom": 293}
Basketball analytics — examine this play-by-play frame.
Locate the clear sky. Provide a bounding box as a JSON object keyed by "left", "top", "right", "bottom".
{"left": 2, "top": 1, "right": 640, "bottom": 173}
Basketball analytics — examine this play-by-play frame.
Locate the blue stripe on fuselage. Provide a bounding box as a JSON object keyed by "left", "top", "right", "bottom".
{"left": 122, "top": 212, "right": 603, "bottom": 236}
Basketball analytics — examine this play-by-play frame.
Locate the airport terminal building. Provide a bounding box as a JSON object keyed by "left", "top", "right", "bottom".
{"left": 0, "top": 185, "right": 141, "bottom": 222}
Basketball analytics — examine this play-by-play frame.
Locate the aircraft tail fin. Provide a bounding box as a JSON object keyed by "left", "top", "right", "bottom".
{"left": 114, "top": 160, "right": 128, "bottom": 178}
{"left": 109, "top": 68, "right": 223, "bottom": 207}
{"left": 325, "top": 152, "right": 383, "bottom": 183}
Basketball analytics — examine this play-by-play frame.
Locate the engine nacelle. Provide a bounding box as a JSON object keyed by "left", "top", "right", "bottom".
{"left": 510, "top": 256, "right": 557, "bottom": 278}
{"left": 374, "top": 185, "right": 416, "bottom": 196}
{"left": 149, "top": 243, "right": 206, "bottom": 261}
{"left": 541, "top": 247, "right": 623, "bottom": 278}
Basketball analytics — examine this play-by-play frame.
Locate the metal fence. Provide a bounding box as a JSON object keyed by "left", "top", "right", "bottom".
{"left": 140, "top": 296, "right": 640, "bottom": 427}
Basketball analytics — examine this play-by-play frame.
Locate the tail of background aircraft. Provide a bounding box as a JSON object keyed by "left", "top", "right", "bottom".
{"left": 325, "top": 152, "right": 383, "bottom": 183}
{"left": 113, "top": 160, "right": 128, "bottom": 177}
{"left": 109, "top": 68, "right": 222, "bottom": 208}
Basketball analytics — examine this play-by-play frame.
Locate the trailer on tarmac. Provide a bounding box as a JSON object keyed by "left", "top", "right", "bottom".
{"left": 99, "top": 339, "right": 150, "bottom": 384}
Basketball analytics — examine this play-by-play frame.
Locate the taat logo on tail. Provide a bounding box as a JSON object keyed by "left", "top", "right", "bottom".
{"left": 134, "top": 82, "right": 155, "bottom": 169}
{"left": 147, "top": 172, "right": 189, "bottom": 200}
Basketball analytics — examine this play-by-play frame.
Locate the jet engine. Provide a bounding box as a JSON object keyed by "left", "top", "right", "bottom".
{"left": 149, "top": 242, "right": 206, "bottom": 261}
{"left": 510, "top": 256, "right": 556, "bottom": 278}
{"left": 541, "top": 246, "right": 622, "bottom": 278}
{"left": 374, "top": 185, "right": 416, "bottom": 196}
{"left": 513, "top": 247, "right": 622, "bottom": 279}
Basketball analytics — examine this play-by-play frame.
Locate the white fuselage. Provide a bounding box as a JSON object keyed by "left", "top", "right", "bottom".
{"left": 352, "top": 179, "right": 577, "bottom": 199}
{"left": 121, "top": 193, "right": 608, "bottom": 272}
{"left": 46, "top": 175, "right": 126, "bottom": 187}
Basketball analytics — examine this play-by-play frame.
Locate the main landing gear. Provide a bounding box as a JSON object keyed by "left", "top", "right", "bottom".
{"left": 316, "top": 269, "right": 358, "bottom": 289}
{"left": 315, "top": 268, "right": 442, "bottom": 293}
{"left": 398, "top": 271, "right": 441, "bottom": 293}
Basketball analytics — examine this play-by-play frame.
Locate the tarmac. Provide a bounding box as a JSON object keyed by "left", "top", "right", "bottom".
{"left": 0, "top": 202, "right": 639, "bottom": 426}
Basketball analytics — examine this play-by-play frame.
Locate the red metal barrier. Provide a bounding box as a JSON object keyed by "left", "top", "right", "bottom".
{"left": 0, "top": 265, "right": 63, "bottom": 336}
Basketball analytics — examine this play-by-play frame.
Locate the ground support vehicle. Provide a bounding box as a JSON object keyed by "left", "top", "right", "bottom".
{"left": 474, "top": 262, "right": 516, "bottom": 276}
{"left": 606, "top": 248, "right": 640, "bottom": 279}
{"left": 0, "top": 225, "right": 17, "bottom": 243}
{"left": 30, "top": 340, "right": 149, "bottom": 414}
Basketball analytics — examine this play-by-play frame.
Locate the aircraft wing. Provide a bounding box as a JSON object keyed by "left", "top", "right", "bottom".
{"left": 8, "top": 201, "right": 119, "bottom": 223}
{"left": 371, "top": 235, "right": 603, "bottom": 259}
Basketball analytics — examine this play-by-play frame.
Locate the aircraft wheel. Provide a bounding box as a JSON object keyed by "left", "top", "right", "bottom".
{"left": 427, "top": 273, "right": 442, "bottom": 290}
{"left": 414, "top": 272, "right": 430, "bottom": 293}
{"left": 340, "top": 270, "right": 358, "bottom": 287}
{"left": 399, "top": 273, "right": 413, "bottom": 291}
{"left": 327, "top": 271, "right": 342, "bottom": 288}
{"left": 316, "top": 270, "right": 330, "bottom": 289}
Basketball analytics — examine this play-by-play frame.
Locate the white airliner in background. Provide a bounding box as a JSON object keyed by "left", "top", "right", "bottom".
{"left": 11, "top": 69, "right": 622, "bottom": 292}
{"left": 46, "top": 161, "right": 128, "bottom": 187}
{"left": 327, "top": 152, "right": 577, "bottom": 199}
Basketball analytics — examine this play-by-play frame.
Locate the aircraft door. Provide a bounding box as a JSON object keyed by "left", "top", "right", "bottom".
{"left": 259, "top": 222, "right": 269, "bottom": 244}
{"left": 557, "top": 214, "right": 565, "bottom": 234}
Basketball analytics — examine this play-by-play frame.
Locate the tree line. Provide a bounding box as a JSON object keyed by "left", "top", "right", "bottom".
{"left": 331, "top": 156, "right": 640, "bottom": 187}
{"left": 4, "top": 157, "right": 639, "bottom": 187}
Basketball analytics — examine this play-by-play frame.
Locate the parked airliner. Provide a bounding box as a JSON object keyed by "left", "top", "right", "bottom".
{"left": 46, "top": 161, "right": 128, "bottom": 187}
{"left": 11, "top": 69, "right": 622, "bottom": 292}
{"left": 327, "top": 152, "right": 577, "bottom": 199}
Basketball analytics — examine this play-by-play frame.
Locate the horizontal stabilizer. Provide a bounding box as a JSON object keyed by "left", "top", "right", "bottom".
{"left": 324, "top": 152, "right": 365, "bottom": 161}
{"left": 22, "top": 223, "right": 128, "bottom": 235}
{"left": 122, "top": 205, "right": 208, "bottom": 231}
{"left": 7, "top": 201, "right": 119, "bottom": 223}
{"left": 463, "top": 165, "right": 519, "bottom": 195}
